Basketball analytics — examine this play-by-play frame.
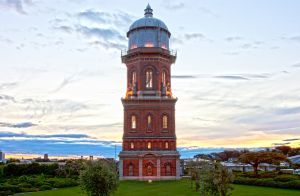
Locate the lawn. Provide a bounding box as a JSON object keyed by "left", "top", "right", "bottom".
{"left": 20, "top": 180, "right": 300, "bottom": 196}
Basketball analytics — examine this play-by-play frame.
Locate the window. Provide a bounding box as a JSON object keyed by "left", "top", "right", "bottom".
{"left": 162, "top": 71, "right": 166, "bottom": 86}
{"left": 163, "top": 115, "right": 168, "bottom": 129}
{"left": 132, "top": 71, "right": 136, "bottom": 86}
{"left": 166, "top": 164, "right": 171, "bottom": 176}
{"left": 131, "top": 115, "right": 136, "bottom": 129}
{"left": 165, "top": 142, "right": 169, "bottom": 149}
{"left": 130, "top": 142, "right": 134, "bottom": 149}
{"left": 129, "top": 164, "right": 133, "bottom": 176}
{"left": 147, "top": 142, "right": 151, "bottom": 149}
{"left": 146, "top": 70, "right": 153, "bottom": 88}
{"left": 147, "top": 115, "right": 152, "bottom": 128}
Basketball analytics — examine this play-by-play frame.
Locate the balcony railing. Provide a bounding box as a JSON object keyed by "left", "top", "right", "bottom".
{"left": 121, "top": 47, "right": 177, "bottom": 57}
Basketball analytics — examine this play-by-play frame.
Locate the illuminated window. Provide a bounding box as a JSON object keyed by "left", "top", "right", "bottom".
{"left": 163, "top": 115, "right": 168, "bottom": 129}
{"left": 131, "top": 115, "right": 136, "bottom": 129}
{"left": 162, "top": 71, "right": 166, "bottom": 86}
{"left": 130, "top": 44, "right": 137, "bottom": 49}
{"left": 161, "top": 44, "right": 167, "bottom": 49}
{"left": 132, "top": 71, "right": 136, "bottom": 86}
{"left": 145, "top": 42, "right": 154, "bottom": 47}
{"left": 147, "top": 142, "right": 151, "bottom": 149}
{"left": 146, "top": 70, "right": 153, "bottom": 88}
{"left": 147, "top": 115, "right": 152, "bottom": 128}
{"left": 165, "top": 142, "right": 169, "bottom": 149}
{"left": 130, "top": 142, "right": 134, "bottom": 149}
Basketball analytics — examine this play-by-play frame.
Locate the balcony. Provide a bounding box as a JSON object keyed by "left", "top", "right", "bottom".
{"left": 121, "top": 47, "right": 177, "bottom": 63}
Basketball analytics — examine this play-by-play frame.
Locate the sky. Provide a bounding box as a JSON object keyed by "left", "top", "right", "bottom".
{"left": 0, "top": 0, "right": 300, "bottom": 159}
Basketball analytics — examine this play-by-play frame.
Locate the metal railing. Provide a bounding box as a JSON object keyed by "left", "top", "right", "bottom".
{"left": 121, "top": 47, "right": 177, "bottom": 57}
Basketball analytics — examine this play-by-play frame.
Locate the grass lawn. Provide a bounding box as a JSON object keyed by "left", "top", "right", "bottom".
{"left": 20, "top": 180, "right": 300, "bottom": 196}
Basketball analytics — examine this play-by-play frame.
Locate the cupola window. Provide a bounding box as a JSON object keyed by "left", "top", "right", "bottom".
{"left": 163, "top": 115, "right": 168, "bottom": 129}
{"left": 146, "top": 70, "right": 153, "bottom": 88}
{"left": 131, "top": 115, "right": 136, "bottom": 129}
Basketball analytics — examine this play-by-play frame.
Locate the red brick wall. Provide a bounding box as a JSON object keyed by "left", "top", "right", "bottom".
{"left": 123, "top": 159, "right": 139, "bottom": 176}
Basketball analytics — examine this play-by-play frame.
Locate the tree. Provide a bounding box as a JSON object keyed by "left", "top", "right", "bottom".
{"left": 275, "top": 146, "right": 292, "bottom": 156}
{"left": 80, "top": 160, "right": 118, "bottom": 196}
{"left": 239, "top": 151, "right": 287, "bottom": 175}
{"left": 188, "top": 161, "right": 234, "bottom": 196}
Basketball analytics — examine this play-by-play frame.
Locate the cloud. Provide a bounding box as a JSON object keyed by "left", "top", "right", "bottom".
{"left": 282, "top": 138, "right": 300, "bottom": 142}
{"left": 0, "top": 122, "right": 36, "bottom": 128}
{"left": 0, "top": 0, "right": 32, "bottom": 14}
{"left": 172, "top": 75, "right": 197, "bottom": 79}
{"left": 163, "top": 1, "right": 184, "bottom": 10}
{"left": 292, "top": 63, "right": 300, "bottom": 68}
{"left": 0, "top": 131, "right": 90, "bottom": 139}
{"left": 76, "top": 25, "right": 126, "bottom": 50}
{"left": 225, "top": 36, "right": 243, "bottom": 42}
{"left": 272, "top": 142, "right": 290, "bottom": 146}
{"left": 0, "top": 94, "right": 16, "bottom": 102}
{"left": 198, "top": 6, "right": 219, "bottom": 17}
{"left": 282, "top": 35, "right": 300, "bottom": 42}
{"left": 0, "top": 82, "right": 18, "bottom": 90}
{"left": 77, "top": 9, "right": 135, "bottom": 28}
{"left": 53, "top": 25, "right": 73, "bottom": 34}
{"left": 184, "top": 33, "right": 205, "bottom": 40}
{"left": 52, "top": 74, "right": 78, "bottom": 93}
{"left": 290, "top": 36, "right": 300, "bottom": 42}
{"left": 215, "top": 75, "right": 249, "bottom": 80}
{"left": 275, "top": 106, "right": 300, "bottom": 115}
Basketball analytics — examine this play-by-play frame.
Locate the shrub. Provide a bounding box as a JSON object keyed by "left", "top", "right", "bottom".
{"left": 39, "top": 185, "right": 52, "bottom": 191}
{"left": 274, "top": 174, "right": 299, "bottom": 182}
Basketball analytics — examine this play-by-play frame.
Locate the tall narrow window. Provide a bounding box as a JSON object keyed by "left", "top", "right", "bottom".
{"left": 166, "top": 164, "right": 171, "bottom": 176}
{"left": 147, "top": 142, "right": 151, "bottom": 149}
{"left": 147, "top": 115, "right": 152, "bottom": 128}
{"left": 162, "top": 71, "right": 166, "bottom": 86}
{"left": 131, "top": 115, "right": 136, "bottom": 129}
{"left": 146, "top": 70, "right": 153, "bottom": 88}
{"left": 132, "top": 71, "right": 136, "bottom": 86}
{"left": 163, "top": 115, "right": 168, "bottom": 129}
{"left": 130, "top": 142, "right": 134, "bottom": 149}
{"left": 129, "top": 164, "right": 133, "bottom": 176}
{"left": 165, "top": 142, "right": 169, "bottom": 149}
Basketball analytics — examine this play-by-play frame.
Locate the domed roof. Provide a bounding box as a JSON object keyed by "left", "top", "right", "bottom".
{"left": 128, "top": 4, "right": 169, "bottom": 34}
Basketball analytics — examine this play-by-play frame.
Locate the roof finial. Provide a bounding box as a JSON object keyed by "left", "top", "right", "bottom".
{"left": 144, "top": 3, "right": 153, "bottom": 17}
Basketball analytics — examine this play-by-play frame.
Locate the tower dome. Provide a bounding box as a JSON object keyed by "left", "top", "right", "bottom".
{"left": 127, "top": 4, "right": 171, "bottom": 50}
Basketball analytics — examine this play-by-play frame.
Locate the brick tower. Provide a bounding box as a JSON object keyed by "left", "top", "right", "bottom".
{"left": 119, "top": 4, "right": 180, "bottom": 180}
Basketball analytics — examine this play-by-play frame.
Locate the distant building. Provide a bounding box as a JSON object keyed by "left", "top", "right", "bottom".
{"left": 289, "top": 155, "right": 300, "bottom": 164}
{"left": 0, "top": 151, "right": 5, "bottom": 161}
{"left": 44, "top": 154, "right": 49, "bottom": 160}
{"left": 89, "top": 156, "right": 93, "bottom": 161}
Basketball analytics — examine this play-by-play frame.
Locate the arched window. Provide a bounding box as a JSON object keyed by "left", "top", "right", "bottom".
{"left": 129, "top": 164, "right": 133, "bottom": 176}
{"left": 162, "top": 71, "right": 166, "bottom": 86}
{"left": 147, "top": 115, "right": 152, "bottom": 128}
{"left": 146, "top": 70, "right": 153, "bottom": 88}
{"left": 131, "top": 115, "right": 136, "bottom": 129}
{"left": 165, "top": 142, "right": 169, "bottom": 149}
{"left": 162, "top": 115, "right": 168, "bottom": 129}
{"left": 130, "top": 142, "right": 134, "bottom": 149}
{"left": 147, "top": 142, "right": 151, "bottom": 149}
{"left": 132, "top": 71, "right": 136, "bottom": 86}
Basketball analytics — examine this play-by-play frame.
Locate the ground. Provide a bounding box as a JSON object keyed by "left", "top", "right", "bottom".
{"left": 20, "top": 179, "right": 300, "bottom": 196}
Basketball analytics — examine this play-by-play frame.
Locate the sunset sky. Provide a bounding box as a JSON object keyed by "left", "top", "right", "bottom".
{"left": 0, "top": 0, "right": 300, "bottom": 158}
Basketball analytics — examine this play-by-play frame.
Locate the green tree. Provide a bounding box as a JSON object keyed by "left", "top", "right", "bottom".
{"left": 80, "top": 160, "right": 118, "bottom": 196}
{"left": 188, "top": 161, "right": 234, "bottom": 196}
{"left": 239, "top": 151, "right": 287, "bottom": 175}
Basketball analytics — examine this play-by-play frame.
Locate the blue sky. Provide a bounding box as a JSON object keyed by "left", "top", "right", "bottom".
{"left": 0, "top": 0, "right": 300, "bottom": 158}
